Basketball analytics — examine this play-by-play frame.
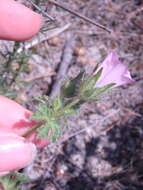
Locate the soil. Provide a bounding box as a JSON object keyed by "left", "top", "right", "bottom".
{"left": 1, "top": 0, "right": 143, "bottom": 190}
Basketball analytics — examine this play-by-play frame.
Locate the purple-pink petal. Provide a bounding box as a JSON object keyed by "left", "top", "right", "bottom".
{"left": 95, "top": 51, "right": 134, "bottom": 87}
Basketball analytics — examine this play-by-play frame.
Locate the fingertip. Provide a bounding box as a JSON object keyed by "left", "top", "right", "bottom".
{"left": 0, "top": 133, "right": 36, "bottom": 172}
{"left": 0, "top": 0, "right": 43, "bottom": 41}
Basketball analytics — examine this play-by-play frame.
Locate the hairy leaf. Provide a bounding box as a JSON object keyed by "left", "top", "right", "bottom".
{"left": 80, "top": 68, "right": 102, "bottom": 94}
{"left": 30, "top": 104, "right": 53, "bottom": 121}
{"left": 0, "top": 172, "right": 28, "bottom": 190}
{"left": 53, "top": 95, "right": 63, "bottom": 111}
{"left": 61, "top": 71, "right": 84, "bottom": 98}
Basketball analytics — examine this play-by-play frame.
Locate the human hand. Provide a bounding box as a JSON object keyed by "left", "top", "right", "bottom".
{"left": 0, "top": 0, "right": 42, "bottom": 41}
{"left": 0, "top": 95, "right": 48, "bottom": 176}
{"left": 0, "top": 0, "right": 45, "bottom": 177}
{"left": 0, "top": 96, "right": 48, "bottom": 148}
{"left": 0, "top": 132, "right": 36, "bottom": 177}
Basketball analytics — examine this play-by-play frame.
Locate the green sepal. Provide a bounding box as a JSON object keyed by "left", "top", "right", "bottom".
{"left": 80, "top": 68, "right": 102, "bottom": 95}
{"left": 61, "top": 71, "right": 84, "bottom": 98}
{"left": 84, "top": 83, "right": 115, "bottom": 101}
{"left": 92, "top": 83, "right": 115, "bottom": 97}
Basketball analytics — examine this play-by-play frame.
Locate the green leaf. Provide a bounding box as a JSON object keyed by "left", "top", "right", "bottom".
{"left": 37, "top": 123, "right": 50, "bottom": 138}
{"left": 0, "top": 172, "right": 28, "bottom": 190}
{"left": 51, "top": 121, "right": 61, "bottom": 142}
{"left": 85, "top": 83, "right": 115, "bottom": 101}
{"left": 30, "top": 104, "right": 53, "bottom": 121}
{"left": 37, "top": 120, "right": 61, "bottom": 142}
{"left": 80, "top": 68, "right": 102, "bottom": 94}
{"left": 61, "top": 71, "right": 84, "bottom": 98}
{"left": 53, "top": 95, "right": 62, "bottom": 111}
{"left": 81, "top": 89, "right": 94, "bottom": 98}
{"left": 13, "top": 173, "right": 28, "bottom": 183}
{"left": 92, "top": 83, "right": 115, "bottom": 97}
{"left": 63, "top": 108, "right": 76, "bottom": 116}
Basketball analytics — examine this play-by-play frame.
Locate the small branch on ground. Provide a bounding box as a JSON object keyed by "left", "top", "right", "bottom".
{"left": 17, "top": 24, "right": 71, "bottom": 53}
{"left": 49, "top": 0, "right": 112, "bottom": 33}
{"left": 49, "top": 32, "right": 76, "bottom": 98}
{"left": 27, "top": 0, "right": 55, "bottom": 21}
{"left": 24, "top": 72, "right": 56, "bottom": 82}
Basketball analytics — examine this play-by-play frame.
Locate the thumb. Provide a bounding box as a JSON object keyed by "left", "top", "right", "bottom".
{"left": 0, "top": 0, "right": 43, "bottom": 41}
{"left": 0, "top": 132, "right": 36, "bottom": 174}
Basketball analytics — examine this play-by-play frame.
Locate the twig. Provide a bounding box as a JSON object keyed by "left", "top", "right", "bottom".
{"left": 131, "top": 19, "right": 143, "bottom": 31}
{"left": 27, "top": 0, "right": 55, "bottom": 21}
{"left": 126, "top": 6, "right": 143, "bottom": 21}
{"left": 17, "top": 24, "right": 71, "bottom": 53}
{"left": 24, "top": 72, "right": 56, "bottom": 82}
{"left": 49, "top": 33, "right": 76, "bottom": 98}
{"left": 49, "top": 0, "right": 112, "bottom": 33}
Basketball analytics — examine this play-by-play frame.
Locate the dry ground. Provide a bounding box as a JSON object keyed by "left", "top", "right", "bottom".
{"left": 0, "top": 0, "right": 143, "bottom": 189}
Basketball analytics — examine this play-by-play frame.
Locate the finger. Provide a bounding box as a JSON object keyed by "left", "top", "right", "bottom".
{"left": 0, "top": 96, "right": 49, "bottom": 149}
{"left": 0, "top": 0, "right": 43, "bottom": 41}
{"left": 0, "top": 171, "right": 9, "bottom": 177}
{"left": 0, "top": 95, "right": 36, "bottom": 135}
{"left": 0, "top": 133, "right": 36, "bottom": 172}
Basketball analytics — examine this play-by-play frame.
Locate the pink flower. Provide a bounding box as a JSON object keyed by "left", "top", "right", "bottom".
{"left": 0, "top": 132, "right": 36, "bottom": 177}
{"left": 95, "top": 51, "right": 134, "bottom": 87}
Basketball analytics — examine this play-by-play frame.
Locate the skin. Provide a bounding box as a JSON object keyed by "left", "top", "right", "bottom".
{"left": 0, "top": 1, "right": 45, "bottom": 176}
{"left": 0, "top": 132, "right": 36, "bottom": 174}
{"left": 0, "top": 94, "right": 49, "bottom": 149}
{"left": 0, "top": 0, "right": 47, "bottom": 148}
{"left": 0, "top": 1, "right": 48, "bottom": 147}
{"left": 0, "top": 0, "right": 43, "bottom": 41}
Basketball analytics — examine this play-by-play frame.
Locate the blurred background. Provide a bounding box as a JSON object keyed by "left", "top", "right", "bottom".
{"left": 0, "top": 0, "right": 143, "bottom": 189}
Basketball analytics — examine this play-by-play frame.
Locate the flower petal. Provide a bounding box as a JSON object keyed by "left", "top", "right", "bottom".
{"left": 96, "top": 51, "right": 134, "bottom": 87}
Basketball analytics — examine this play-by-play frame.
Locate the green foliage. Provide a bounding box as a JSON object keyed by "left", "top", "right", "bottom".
{"left": 83, "top": 83, "right": 115, "bottom": 101}
{"left": 0, "top": 41, "right": 32, "bottom": 99}
{"left": 31, "top": 104, "right": 53, "bottom": 121}
{"left": 0, "top": 172, "right": 28, "bottom": 190}
{"left": 61, "top": 72, "right": 84, "bottom": 98}
{"left": 53, "top": 95, "right": 63, "bottom": 112}
{"left": 30, "top": 95, "right": 76, "bottom": 142}
{"left": 37, "top": 120, "right": 61, "bottom": 142}
{"left": 80, "top": 68, "right": 102, "bottom": 94}
{"left": 30, "top": 70, "right": 114, "bottom": 143}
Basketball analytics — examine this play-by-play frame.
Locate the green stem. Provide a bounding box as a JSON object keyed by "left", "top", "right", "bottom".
{"left": 23, "top": 98, "right": 80, "bottom": 138}
{"left": 55, "top": 97, "right": 80, "bottom": 117}
{"left": 23, "top": 121, "right": 45, "bottom": 138}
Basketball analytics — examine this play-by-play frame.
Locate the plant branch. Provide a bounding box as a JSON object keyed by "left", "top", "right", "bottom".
{"left": 49, "top": 0, "right": 112, "bottom": 33}
{"left": 27, "top": 0, "right": 55, "bottom": 21}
